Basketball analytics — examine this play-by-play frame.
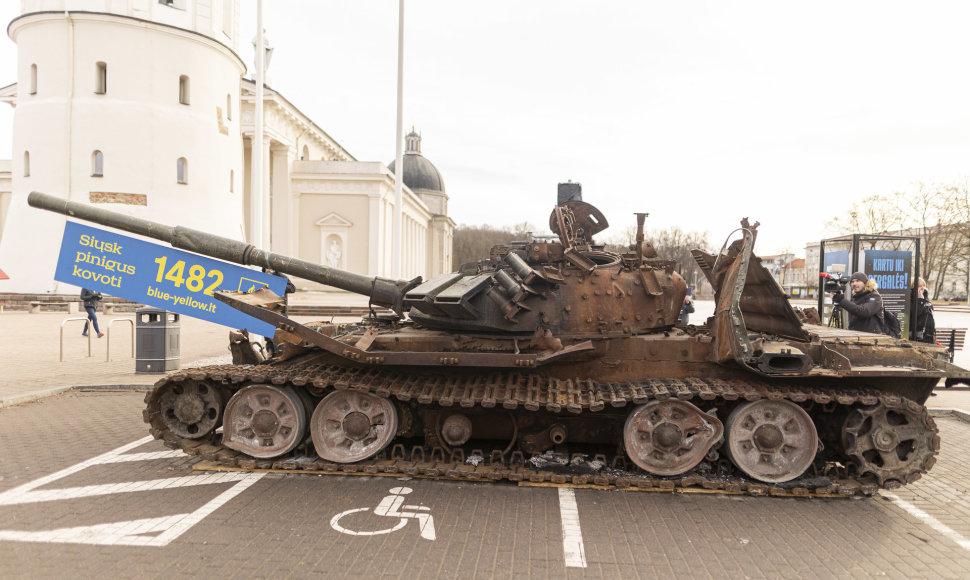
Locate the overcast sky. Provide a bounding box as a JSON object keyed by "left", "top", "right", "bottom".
{"left": 1, "top": 1, "right": 969, "bottom": 255}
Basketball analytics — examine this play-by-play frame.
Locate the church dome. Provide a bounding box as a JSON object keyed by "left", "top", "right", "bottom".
{"left": 388, "top": 130, "right": 445, "bottom": 194}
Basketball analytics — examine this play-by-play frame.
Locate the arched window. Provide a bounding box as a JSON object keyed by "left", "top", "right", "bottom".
{"left": 95, "top": 62, "right": 107, "bottom": 94}
{"left": 177, "top": 157, "right": 188, "bottom": 184}
{"left": 302, "top": 145, "right": 309, "bottom": 160}
{"left": 92, "top": 150, "right": 104, "bottom": 177}
{"left": 226, "top": 94, "right": 232, "bottom": 120}
{"left": 23, "top": 151, "right": 29, "bottom": 177}
{"left": 29, "top": 64, "right": 37, "bottom": 95}
{"left": 179, "top": 75, "right": 190, "bottom": 105}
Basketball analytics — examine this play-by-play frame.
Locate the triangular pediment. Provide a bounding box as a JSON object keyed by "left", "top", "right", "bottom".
{"left": 315, "top": 213, "right": 353, "bottom": 228}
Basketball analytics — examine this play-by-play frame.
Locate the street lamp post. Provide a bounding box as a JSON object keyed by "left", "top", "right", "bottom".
{"left": 251, "top": 0, "right": 265, "bottom": 249}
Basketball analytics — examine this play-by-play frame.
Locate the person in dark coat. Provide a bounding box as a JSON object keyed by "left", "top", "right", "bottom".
{"left": 80, "top": 287, "right": 104, "bottom": 338}
{"left": 912, "top": 277, "right": 936, "bottom": 343}
{"left": 678, "top": 286, "right": 694, "bottom": 325}
{"left": 831, "top": 272, "right": 884, "bottom": 334}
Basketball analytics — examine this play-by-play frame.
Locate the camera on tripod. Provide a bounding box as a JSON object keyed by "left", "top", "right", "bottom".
{"left": 819, "top": 272, "right": 848, "bottom": 293}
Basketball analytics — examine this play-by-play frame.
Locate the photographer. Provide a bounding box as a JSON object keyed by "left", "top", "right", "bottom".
{"left": 831, "top": 272, "right": 884, "bottom": 334}
{"left": 912, "top": 277, "right": 936, "bottom": 343}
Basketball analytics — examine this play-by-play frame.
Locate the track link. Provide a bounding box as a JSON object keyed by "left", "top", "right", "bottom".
{"left": 143, "top": 359, "right": 939, "bottom": 498}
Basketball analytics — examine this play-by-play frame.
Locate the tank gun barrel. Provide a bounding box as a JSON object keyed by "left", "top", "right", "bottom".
{"left": 27, "top": 191, "right": 419, "bottom": 314}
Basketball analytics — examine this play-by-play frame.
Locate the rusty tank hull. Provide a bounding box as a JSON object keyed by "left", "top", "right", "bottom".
{"left": 29, "top": 191, "right": 970, "bottom": 496}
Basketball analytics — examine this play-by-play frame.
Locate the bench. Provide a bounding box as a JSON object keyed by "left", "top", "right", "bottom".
{"left": 935, "top": 327, "right": 967, "bottom": 363}
{"left": 103, "top": 302, "right": 144, "bottom": 314}
{"left": 29, "top": 301, "right": 72, "bottom": 313}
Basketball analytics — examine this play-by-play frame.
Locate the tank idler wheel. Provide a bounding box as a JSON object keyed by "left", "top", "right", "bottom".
{"left": 150, "top": 379, "right": 223, "bottom": 439}
{"left": 842, "top": 401, "right": 939, "bottom": 488}
{"left": 725, "top": 400, "right": 818, "bottom": 483}
{"left": 623, "top": 400, "right": 724, "bottom": 476}
{"left": 311, "top": 390, "right": 398, "bottom": 463}
{"left": 222, "top": 385, "right": 308, "bottom": 459}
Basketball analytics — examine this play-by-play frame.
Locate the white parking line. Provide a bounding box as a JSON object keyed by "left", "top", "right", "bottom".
{"left": 0, "top": 472, "right": 255, "bottom": 505}
{"left": 558, "top": 488, "right": 587, "bottom": 568}
{"left": 0, "top": 436, "right": 265, "bottom": 547}
{"left": 884, "top": 493, "right": 970, "bottom": 552}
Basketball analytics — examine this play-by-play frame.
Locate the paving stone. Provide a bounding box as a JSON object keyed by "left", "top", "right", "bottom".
{"left": 2, "top": 386, "right": 970, "bottom": 576}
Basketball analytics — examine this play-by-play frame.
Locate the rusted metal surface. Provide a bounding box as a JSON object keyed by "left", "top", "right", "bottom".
{"left": 222, "top": 384, "right": 307, "bottom": 458}
{"left": 310, "top": 390, "right": 398, "bottom": 463}
{"left": 145, "top": 363, "right": 939, "bottom": 496}
{"left": 30, "top": 191, "right": 970, "bottom": 493}
{"left": 725, "top": 399, "right": 818, "bottom": 483}
{"left": 842, "top": 401, "right": 940, "bottom": 488}
{"left": 623, "top": 400, "right": 723, "bottom": 476}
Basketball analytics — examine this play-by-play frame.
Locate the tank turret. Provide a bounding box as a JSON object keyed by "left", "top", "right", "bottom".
{"left": 29, "top": 191, "right": 687, "bottom": 335}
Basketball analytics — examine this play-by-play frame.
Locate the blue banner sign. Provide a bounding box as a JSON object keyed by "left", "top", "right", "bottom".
{"left": 55, "top": 221, "right": 286, "bottom": 336}
{"left": 865, "top": 249, "right": 912, "bottom": 335}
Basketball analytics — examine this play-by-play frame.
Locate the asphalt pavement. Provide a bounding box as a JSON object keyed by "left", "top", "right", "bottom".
{"left": 3, "top": 294, "right": 970, "bottom": 578}
{"left": 0, "top": 291, "right": 368, "bottom": 406}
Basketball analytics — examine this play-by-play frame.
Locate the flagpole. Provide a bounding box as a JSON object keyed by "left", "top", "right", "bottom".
{"left": 392, "top": 0, "right": 404, "bottom": 279}
{"left": 252, "top": 0, "right": 265, "bottom": 248}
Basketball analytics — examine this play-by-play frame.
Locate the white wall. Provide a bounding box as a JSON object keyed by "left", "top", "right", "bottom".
{"left": 0, "top": 9, "right": 245, "bottom": 293}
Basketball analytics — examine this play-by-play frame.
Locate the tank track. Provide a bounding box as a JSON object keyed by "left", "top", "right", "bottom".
{"left": 144, "top": 360, "right": 939, "bottom": 498}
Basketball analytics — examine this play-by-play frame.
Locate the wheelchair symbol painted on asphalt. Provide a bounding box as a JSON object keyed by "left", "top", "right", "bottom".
{"left": 330, "top": 486, "right": 436, "bottom": 541}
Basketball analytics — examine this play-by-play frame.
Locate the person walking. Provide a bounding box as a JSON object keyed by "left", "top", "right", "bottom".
{"left": 80, "top": 287, "right": 104, "bottom": 338}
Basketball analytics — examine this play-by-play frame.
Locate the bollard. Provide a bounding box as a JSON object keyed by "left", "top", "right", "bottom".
{"left": 60, "top": 317, "right": 93, "bottom": 362}
{"left": 106, "top": 318, "right": 135, "bottom": 362}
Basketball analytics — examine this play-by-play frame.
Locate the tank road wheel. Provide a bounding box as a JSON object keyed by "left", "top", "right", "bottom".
{"left": 623, "top": 400, "right": 724, "bottom": 476}
{"left": 842, "top": 401, "right": 939, "bottom": 488}
{"left": 148, "top": 380, "right": 223, "bottom": 439}
{"left": 310, "top": 390, "right": 398, "bottom": 463}
{"left": 725, "top": 400, "right": 818, "bottom": 483}
{"left": 222, "top": 385, "right": 308, "bottom": 458}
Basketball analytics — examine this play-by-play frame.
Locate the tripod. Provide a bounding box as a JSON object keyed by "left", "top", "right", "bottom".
{"left": 828, "top": 303, "right": 845, "bottom": 329}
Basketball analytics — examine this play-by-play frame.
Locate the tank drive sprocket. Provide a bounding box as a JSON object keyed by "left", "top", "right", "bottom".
{"left": 841, "top": 400, "right": 940, "bottom": 488}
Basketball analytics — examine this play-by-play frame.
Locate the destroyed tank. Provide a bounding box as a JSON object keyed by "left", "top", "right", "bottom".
{"left": 30, "top": 191, "right": 970, "bottom": 496}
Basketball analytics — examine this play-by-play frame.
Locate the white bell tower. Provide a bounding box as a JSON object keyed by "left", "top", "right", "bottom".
{"left": 0, "top": 1, "right": 246, "bottom": 293}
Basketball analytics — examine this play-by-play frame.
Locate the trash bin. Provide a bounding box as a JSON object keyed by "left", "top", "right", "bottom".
{"left": 135, "top": 307, "right": 180, "bottom": 373}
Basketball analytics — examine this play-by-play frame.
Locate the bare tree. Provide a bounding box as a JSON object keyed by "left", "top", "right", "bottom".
{"left": 603, "top": 225, "right": 711, "bottom": 292}
{"left": 451, "top": 222, "right": 537, "bottom": 269}
{"left": 825, "top": 181, "right": 970, "bottom": 299}
{"left": 825, "top": 193, "right": 903, "bottom": 246}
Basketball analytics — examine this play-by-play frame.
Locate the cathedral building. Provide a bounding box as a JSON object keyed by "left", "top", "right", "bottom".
{"left": 0, "top": 1, "right": 453, "bottom": 294}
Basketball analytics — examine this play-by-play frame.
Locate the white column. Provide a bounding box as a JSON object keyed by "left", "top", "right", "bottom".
{"left": 260, "top": 137, "right": 272, "bottom": 249}
{"left": 270, "top": 146, "right": 291, "bottom": 253}
{"left": 368, "top": 193, "right": 381, "bottom": 277}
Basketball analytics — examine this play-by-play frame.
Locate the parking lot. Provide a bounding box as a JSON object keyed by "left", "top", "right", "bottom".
{"left": 2, "top": 390, "right": 970, "bottom": 578}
